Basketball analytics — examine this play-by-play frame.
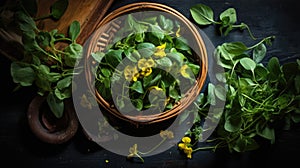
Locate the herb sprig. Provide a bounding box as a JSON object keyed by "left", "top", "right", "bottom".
{"left": 190, "top": 3, "right": 257, "bottom": 40}
{"left": 178, "top": 3, "right": 300, "bottom": 159}
{"left": 8, "top": 0, "right": 83, "bottom": 118}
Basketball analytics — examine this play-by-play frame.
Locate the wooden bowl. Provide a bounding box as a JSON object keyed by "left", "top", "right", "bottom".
{"left": 84, "top": 2, "right": 208, "bottom": 129}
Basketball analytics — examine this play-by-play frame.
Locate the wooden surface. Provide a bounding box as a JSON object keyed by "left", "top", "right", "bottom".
{"left": 1, "top": 0, "right": 300, "bottom": 167}
{"left": 36, "top": 0, "right": 115, "bottom": 45}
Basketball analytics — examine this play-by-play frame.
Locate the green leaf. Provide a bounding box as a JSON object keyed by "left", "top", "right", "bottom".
{"left": 69, "top": 20, "right": 80, "bottom": 42}
{"left": 54, "top": 86, "right": 72, "bottom": 100}
{"left": 207, "top": 83, "right": 216, "bottom": 105}
{"left": 116, "top": 97, "right": 125, "bottom": 109}
{"left": 267, "top": 57, "right": 281, "bottom": 81}
{"left": 47, "top": 92, "right": 64, "bottom": 118}
{"left": 101, "top": 68, "right": 111, "bottom": 78}
{"left": 36, "top": 31, "right": 51, "bottom": 47}
{"left": 252, "top": 43, "right": 266, "bottom": 63}
{"left": 167, "top": 52, "right": 185, "bottom": 66}
{"left": 149, "top": 24, "right": 165, "bottom": 40}
{"left": 190, "top": 4, "right": 215, "bottom": 25}
{"left": 254, "top": 64, "right": 268, "bottom": 81}
{"left": 220, "top": 8, "right": 237, "bottom": 24}
{"left": 91, "top": 51, "right": 105, "bottom": 63}
{"left": 222, "top": 42, "right": 248, "bottom": 56}
{"left": 10, "top": 62, "right": 35, "bottom": 86}
{"left": 274, "top": 94, "right": 291, "bottom": 110}
{"left": 256, "top": 124, "right": 275, "bottom": 143}
{"left": 130, "top": 81, "right": 144, "bottom": 94}
{"left": 55, "top": 76, "right": 72, "bottom": 100}
{"left": 175, "top": 37, "right": 191, "bottom": 53}
{"left": 51, "top": 0, "right": 69, "bottom": 20}
{"left": 215, "top": 72, "right": 227, "bottom": 83}
{"left": 188, "top": 63, "right": 200, "bottom": 76}
{"left": 64, "top": 43, "right": 83, "bottom": 67}
{"left": 143, "top": 73, "right": 161, "bottom": 87}
{"left": 158, "top": 15, "right": 174, "bottom": 31}
{"left": 169, "top": 83, "right": 179, "bottom": 99}
{"left": 214, "top": 84, "right": 227, "bottom": 101}
{"left": 103, "top": 78, "right": 110, "bottom": 88}
{"left": 214, "top": 47, "right": 234, "bottom": 69}
{"left": 133, "top": 99, "right": 143, "bottom": 111}
{"left": 56, "top": 76, "right": 72, "bottom": 90}
{"left": 124, "top": 49, "right": 137, "bottom": 62}
{"left": 232, "top": 136, "right": 259, "bottom": 152}
{"left": 104, "top": 49, "right": 123, "bottom": 67}
{"left": 137, "top": 42, "right": 155, "bottom": 58}
{"left": 155, "top": 57, "right": 172, "bottom": 67}
{"left": 134, "top": 32, "right": 145, "bottom": 43}
{"left": 15, "top": 10, "right": 37, "bottom": 31}
{"left": 240, "top": 57, "right": 256, "bottom": 72}
{"left": 224, "top": 114, "right": 242, "bottom": 132}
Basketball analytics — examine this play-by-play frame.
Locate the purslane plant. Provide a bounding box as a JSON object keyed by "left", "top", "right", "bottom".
{"left": 190, "top": 3, "right": 256, "bottom": 39}
{"left": 9, "top": 0, "right": 83, "bottom": 118}
{"left": 177, "top": 3, "right": 300, "bottom": 159}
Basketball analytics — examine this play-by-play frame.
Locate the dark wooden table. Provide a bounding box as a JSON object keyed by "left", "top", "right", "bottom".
{"left": 1, "top": 0, "right": 300, "bottom": 167}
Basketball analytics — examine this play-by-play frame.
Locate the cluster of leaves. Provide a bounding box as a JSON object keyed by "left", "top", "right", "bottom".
{"left": 9, "top": 0, "right": 83, "bottom": 118}
{"left": 190, "top": 3, "right": 256, "bottom": 39}
{"left": 183, "top": 3, "right": 300, "bottom": 154}
{"left": 92, "top": 14, "right": 200, "bottom": 115}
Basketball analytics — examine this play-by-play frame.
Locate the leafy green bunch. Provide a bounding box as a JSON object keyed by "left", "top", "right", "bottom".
{"left": 9, "top": 0, "right": 83, "bottom": 118}
{"left": 179, "top": 3, "right": 300, "bottom": 157}
{"left": 190, "top": 3, "right": 256, "bottom": 39}
{"left": 92, "top": 14, "right": 200, "bottom": 115}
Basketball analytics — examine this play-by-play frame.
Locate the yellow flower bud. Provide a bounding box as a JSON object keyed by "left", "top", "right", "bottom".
{"left": 182, "top": 137, "right": 191, "bottom": 143}
{"left": 154, "top": 43, "right": 167, "bottom": 57}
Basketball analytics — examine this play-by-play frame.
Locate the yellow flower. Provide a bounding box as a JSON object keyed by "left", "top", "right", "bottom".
{"left": 180, "top": 64, "right": 191, "bottom": 79}
{"left": 182, "top": 136, "right": 191, "bottom": 144}
{"left": 154, "top": 43, "right": 167, "bottom": 57}
{"left": 137, "top": 58, "right": 154, "bottom": 77}
{"left": 160, "top": 130, "right": 174, "bottom": 139}
{"left": 176, "top": 26, "right": 181, "bottom": 37}
{"left": 124, "top": 65, "right": 139, "bottom": 81}
{"left": 148, "top": 86, "right": 164, "bottom": 94}
{"left": 128, "top": 144, "right": 138, "bottom": 158}
{"left": 138, "top": 58, "right": 155, "bottom": 71}
{"left": 132, "top": 72, "right": 140, "bottom": 82}
{"left": 143, "top": 67, "right": 152, "bottom": 77}
{"left": 184, "top": 147, "right": 193, "bottom": 159}
{"left": 164, "top": 96, "right": 170, "bottom": 106}
{"left": 127, "top": 144, "right": 144, "bottom": 162}
{"left": 178, "top": 143, "right": 186, "bottom": 150}
{"left": 146, "top": 58, "right": 155, "bottom": 68}
{"left": 138, "top": 58, "right": 147, "bottom": 70}
{"left": 178, "top": 136, "right": 193, "bottom": 159}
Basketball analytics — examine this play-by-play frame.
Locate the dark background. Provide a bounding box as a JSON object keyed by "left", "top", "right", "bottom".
{"left": 1, "top": 0, "right": 300, "bottom": 167}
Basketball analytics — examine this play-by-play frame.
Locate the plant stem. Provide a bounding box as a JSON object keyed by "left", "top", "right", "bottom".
{"left": 232, "top": 23, "right": 257, "bottom": 40}
{"left": 247, "top": 36, "right": 275, "bottom": 50}
{"left": 34, "top": 14, "right": 51, "bottom": 21}
{"left": 138, "top": 138, "right": 167, "bottom": 155}
{"left": 192, "top": 145, "right": 218, "bottom": 152}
